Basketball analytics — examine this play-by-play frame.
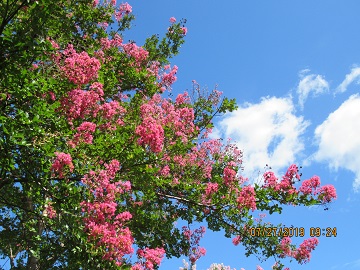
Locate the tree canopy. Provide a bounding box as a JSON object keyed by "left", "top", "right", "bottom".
{"left": 0, "top": 1, "right": 336, "bottom": 269}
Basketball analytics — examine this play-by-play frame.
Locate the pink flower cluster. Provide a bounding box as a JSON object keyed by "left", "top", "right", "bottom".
{"left": 294, "top": 238, "right": 319, "bottom": 264}
{"left": 236, "top": 186, "right": 256, "bottom": 211}
{"left": 263, "top": 171, "right": 278, "bottom": 188}
{"left": 299, "top": 175, "right": 320, "bottom": 195}
{"left": 182, "top": 226, "right": 206, "bottom": 264}
{"left": 122, "top": 42, "right": 149, "bottom": 68}
{"left": 51, "top": 152, "right": 74, "bottom": 178}
{"left": 190, "top": 247, "right": 206, "bottom": 264}
{"left": 60, "top": 82, "right": 126, "bottom": 130}
{"left": 277, "top": 237, "right": 292, "bottom": 258}
{"left": 264, "top": 166, "right": 337, "bottom": 203}
{"left": 60, "top": 44, "right": 101, "bottom": 85}
{"left": 223, "top": 142, "right": 243, "bottom": 166}
{"left": 81, "top": 160, "right": 134, "bottom": 265}
{"left": 158, "top": 165, "right": 170, "bottom": 177}
{"left": 175, "top": 91, "right": 191, "bottom": 105}
{"left": 167, "top": 138, "right": 244, "bottom": 193}
{"left": 115, "top": 2, "right": 132, "bottom": 21}
{"left": 69, "top": 121, "right": 96, "bottom": 147}
{"left": 223, "top": 166, "right": 237, "bottom": 186}
{"left": 316, "top": 185, "right": 337, "bottom": 203}
{"left": 208, "top": 89, "right": 223, "bottom": 106}
{"left": 181, "top": 27, "right": 188, "bottom": 35}
{"left": 232, "top": 235, "right": 241, "bottom": 246}
{"left": 205, "top": 182, "right": 219, "bottom": 197}
{"left": 132, "top": 247, "right": 166, "bottom": 270}
{"left": 146, "top": 61, "right": 161, "bottom": 78}
{"left": 100, "top": 100, "right": 126, "bottom": 120}
{"left": 160, "top": 65, "right": 178, "bottom": 89}
{"left": 135, "top": 117, "right": 164, "bottom": 153}
{"left": 100, "top": 34, "right": 123, "bottom": 50}
{"left": 276, "top": 164, "right": 299, "bottom": 194}
{"left": 43, "top": 203, "right": 57, "bottom": 219}
{"left": 135, "top": 93, "right": 196, "bottom": 152}
{"left": 171, "top": 147, "right": 214, "bottom": 185}
{"left": 277, "top": 236, "right": 319, "bottom": 264}
{"left": 60, "top": 82, "right": 104, "bottom": 123}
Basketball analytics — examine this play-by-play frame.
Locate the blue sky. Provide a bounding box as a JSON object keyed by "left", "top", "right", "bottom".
{"left": 125, "top": 1, "right": 360, "bottom": 270}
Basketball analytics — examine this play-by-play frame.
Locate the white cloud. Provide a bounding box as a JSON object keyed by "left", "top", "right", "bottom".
{"left": 313, "top": 94, "right": 360, "bottom": 192}
{"left": 296, "top": 69, "right": 329, "bottom": 109}
{"left": 336, "top": 67, "right": 360, "bottom": 93}
{"left": 214, "top": 96, "right": 309, "bottom": 182}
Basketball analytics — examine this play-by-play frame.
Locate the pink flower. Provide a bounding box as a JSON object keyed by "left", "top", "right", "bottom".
{"left": 44, "top": 204, "right": 57, "bottom": 219}
{"left": 316, "top": 185, "right": 337, "bottom": 203}
{"left": 51, "top": 152, "right": 74, "bottom": 178}
{"left": 169, "top": 17, "right": 176, "bottom": 23}
{"left": 181, "top": 27, "right": 188, "bottom": 35}
{"left": 47, "top": 91, "right": 55, "bottom": 101}
{"left": 232, "top": 235, "right": 241, "bottom": 246}
{"left": 120, "top": 2, "right": 132, "bottom": 13}
{"left": 136, "top": 247, "right": 165, "bottom": 269}
{"left": 80, "top": 160, "right": 134, "bottom": 265}
{"left": 122, "top": 43, "right": 149, "bottom": 65}
{"left": 116, "top": 211, "right": 132, "bottom": 222}
{"left": 60, "top": 45, "right": 100, "bottom": 85}
{"left": 205, "top": 182, "right": 218, "bottom": 196}
{"left": 131, "top": 263, "right": 143, "bottom": 270}
{"left": 100, "top": 101, "right": 125, "bottom": 120}
{"left": 285, "top": 164, "right": 301, "bottom": 181}
{"left": 160, "top": 65, "right": 178, "bottom": 88}
{"left": 100, "top": 37, "right": 112, "bottom": 50}
{"left": 237, "top": 186, "right": 256, "bottom": 211}
{"left": 135, "top": 117, "right": 164, "bottom": 153}
{"left": 175, "top": 91, "right": 190, "bottom": 105}
{"left": 263, "top": 171, "right": 278, "bottom": 188}
{"left": 77, "top": 121, "right": 96, "bottom": 133}
{"left": 60, "top": 82, "right": 104, "bottom": 124}
{"left": 277, "top": 237, "right": 292, "bottom": 258}
{"left": 189, "top": 247, "right": 207, "bottom": 264}
{"left": 180, "top": 27, "right": 187, "bottom": 35}
{"left": 159, "top": 165, "right": 170, "bottom": 176}
{"left": 115, "top": 3, "right": 132, "bottom": 21}
{"left": 223, "top": 167, "right": 236, "bottom": 185}
{"left": 294, "top": 238, "right": 319, "bottom": 264}
{"left": 300, "top": 175, "right": 320, "bottom": 195}
{"left": 69, "top": 122, "right": 97, "bottom": 147}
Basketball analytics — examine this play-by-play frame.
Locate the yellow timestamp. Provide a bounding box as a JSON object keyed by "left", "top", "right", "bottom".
{"left": 247, "top": 227, "right": 305, "bottom": 237}
{"left": 310, "top": 227, "right": 337, "bottom": 237}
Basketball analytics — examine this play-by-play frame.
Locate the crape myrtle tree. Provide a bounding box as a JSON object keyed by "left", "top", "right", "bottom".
{"left": 0, "top": 0, "right": 337, "bottom": 269}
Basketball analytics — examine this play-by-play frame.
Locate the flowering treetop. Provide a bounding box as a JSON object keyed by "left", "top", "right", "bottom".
{"left": 0, "top": 1, "right": 336, "bottom": 269}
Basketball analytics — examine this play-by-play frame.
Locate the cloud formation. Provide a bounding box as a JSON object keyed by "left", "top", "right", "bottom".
{"left": 336, "top": 67, "right": 360, "bottom": 93}
{"left": 313, "top": 94, "right": 360, "bottom": 192}
{"left": 296, "top": 69, "right": 329, "bottom": 109}
{"left": 214, "top": 96, "right": 309, "bottom": 182}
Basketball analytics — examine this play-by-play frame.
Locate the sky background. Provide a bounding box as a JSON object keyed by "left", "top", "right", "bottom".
{"left": 124, "top": 1, "right": 360, "bottom": 270}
